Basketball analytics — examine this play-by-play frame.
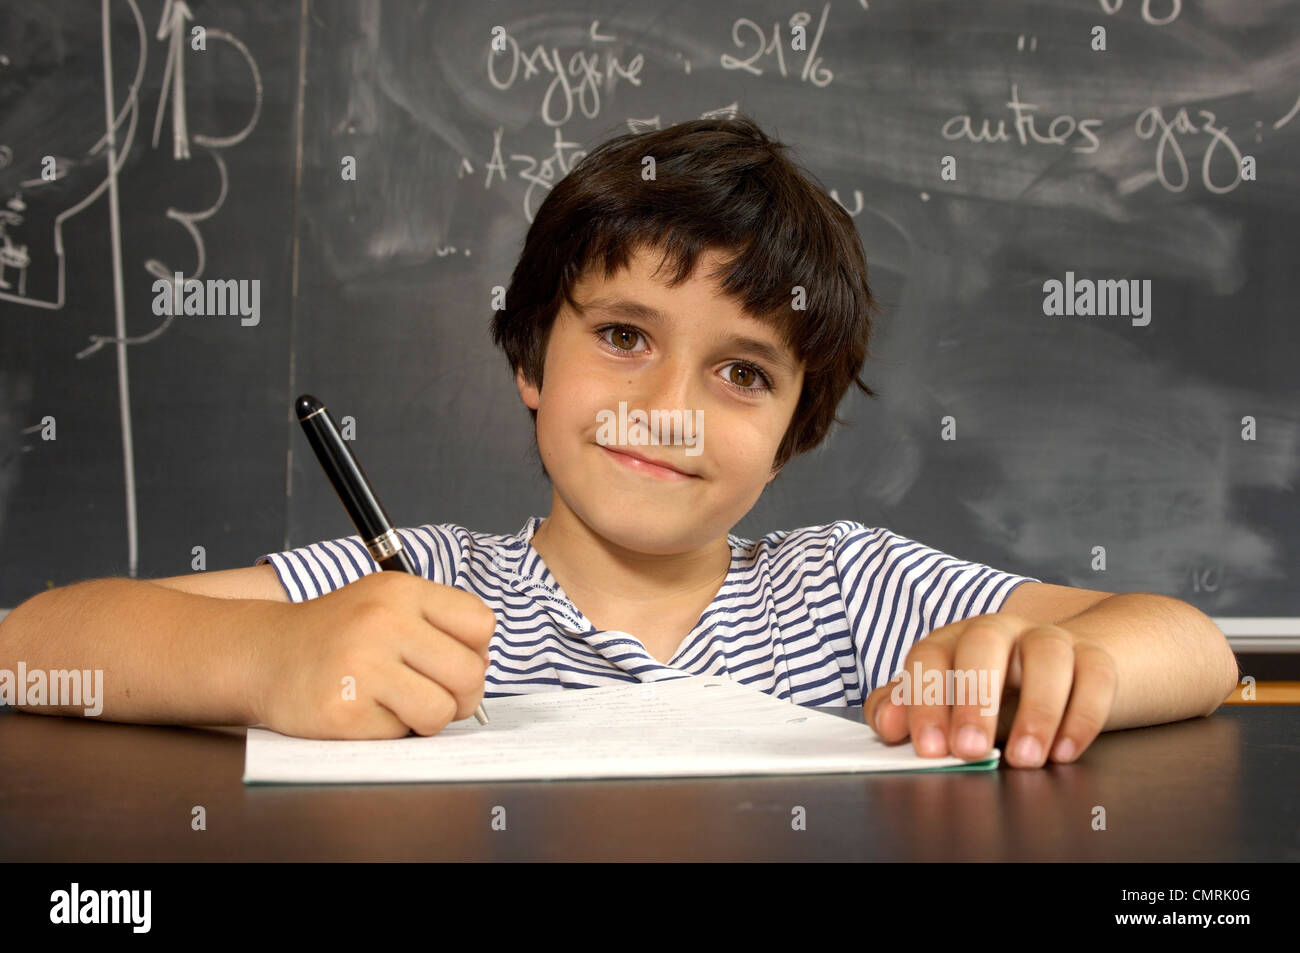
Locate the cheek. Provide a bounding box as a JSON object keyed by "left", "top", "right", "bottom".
{"left": 536, "top": 344, "right": 585, "bottom": 407}
{"left": 707, "top": 409, "right": 783, "bottom": 471}
{"left": 535, "top": 369, "right": 607, "bottom": 442}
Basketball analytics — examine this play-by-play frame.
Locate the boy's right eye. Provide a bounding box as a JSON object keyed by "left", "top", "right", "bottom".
{"left": 595, "top": 323, "right": 647, "bottom": 354}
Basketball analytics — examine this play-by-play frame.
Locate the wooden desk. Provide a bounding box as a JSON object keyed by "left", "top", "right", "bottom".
{"left": 2, "top": 702, "right": 1295, "bottom": 862}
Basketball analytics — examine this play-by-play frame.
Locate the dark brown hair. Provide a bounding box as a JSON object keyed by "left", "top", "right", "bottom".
{"left": 490, "top": 114, "right": 878, "bottom": 474}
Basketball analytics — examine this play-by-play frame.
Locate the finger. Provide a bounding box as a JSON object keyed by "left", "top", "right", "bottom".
{"left": 320, "top": 698, "right": 410, "bottom": 740}
{"left": 947, "top": 618, "right": 1018, "bottom": 760}
{"left": 1003, "top": 626, "right": 1076, "bottom": 768}
{"left": 1047, "top": 640, "right": 1118, "bottom": 763}
{"left": 372, "top": 662, "right": 464, "bottom": 736}
{"left": 405, "top": 579, "right": 498, "bottom": 659}
{"left": 398, "top": 624, "right": 492, "bottom": 708}
{"left": 901, "top": 635, "right": 958, "bottom": 758}
{"left": 863, "top": 676, "right": 909, "bottom": 742}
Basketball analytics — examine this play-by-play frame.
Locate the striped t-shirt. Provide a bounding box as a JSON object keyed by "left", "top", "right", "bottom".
{"left": 255, "top": 517, "right": 1039, "bottom": 708}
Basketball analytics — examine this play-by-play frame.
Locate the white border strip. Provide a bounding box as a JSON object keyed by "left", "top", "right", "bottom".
{"left": 0, "top": 614, "right": 1297, "bottom": 646}
{"left": 1213, "top": 619, "right": 1300, "bottom": 651}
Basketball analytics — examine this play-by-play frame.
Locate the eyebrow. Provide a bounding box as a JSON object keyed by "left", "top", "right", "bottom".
{"left": 575, "top": 296, "right": 799, "bottom": 376}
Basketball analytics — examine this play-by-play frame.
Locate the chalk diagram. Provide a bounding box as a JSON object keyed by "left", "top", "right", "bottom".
{"left": 0, "top": 0, "right": 262, "bottom": 576}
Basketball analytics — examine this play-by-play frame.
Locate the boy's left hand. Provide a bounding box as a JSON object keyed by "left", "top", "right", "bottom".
{"left": 862, "top": 613, "right": 1119, "bottom": 769}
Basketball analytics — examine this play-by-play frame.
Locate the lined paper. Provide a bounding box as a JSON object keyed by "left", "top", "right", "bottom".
{"left": 243, "top": 674, "right": 999, "bottom": 784}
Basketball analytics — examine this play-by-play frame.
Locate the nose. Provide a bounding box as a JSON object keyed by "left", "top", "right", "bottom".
{"left": 629, "top": 351, "right": 698, "bottom": 415}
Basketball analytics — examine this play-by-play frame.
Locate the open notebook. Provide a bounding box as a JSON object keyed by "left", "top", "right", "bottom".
{"left": 243, "top": 673, "right": 1000, "bottom": 784}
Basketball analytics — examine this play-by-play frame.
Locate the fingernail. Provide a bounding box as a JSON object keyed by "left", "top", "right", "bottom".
{"left": 956, "top": 725, "right": 986, "bottom": 757}
{"left": 1015, "top": 736, "right": 1043, "bottom": 766}
{"left": 918, "top": 726, "right": 946, "bottom": 756}
{"left": 1052, "top": 738, "right": 1076, "bottom": 762}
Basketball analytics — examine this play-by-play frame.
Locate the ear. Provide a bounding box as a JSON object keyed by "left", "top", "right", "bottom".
{"left": 766, "top": 464, "right": 783, "bottom": 484}
{"left": 515, "top": 366, "right": 540, "bottom": 410}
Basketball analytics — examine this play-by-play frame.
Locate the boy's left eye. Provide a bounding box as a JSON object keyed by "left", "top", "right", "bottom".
{"left": 719, "top": 362, "right": 771, "bottom": 391}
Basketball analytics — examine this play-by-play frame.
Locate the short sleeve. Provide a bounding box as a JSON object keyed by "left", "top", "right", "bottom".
{"left": 831, "top": 521, "right": 1040, "bottom": 693}
{"left": 255, "top": 524, "right": 465, "bottom": 603}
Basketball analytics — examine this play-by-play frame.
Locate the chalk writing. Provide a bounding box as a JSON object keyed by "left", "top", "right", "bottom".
{"left": 1134, "top": 105, "right": 1244, "bottom": 194}
{"left": 483, "top": 126, "right": 587, "bottom": 222}
{"left": 1098, "top": 0, "right": 1182, "bottom": 27}
{"left": 942, "top": 84, "right": 1102, "bottom": 154}
{"left": 486, "top": 22, "right": 644, "bottom": 127}
{"left": 721, "top": 4, "right": 833, "bottom": 87}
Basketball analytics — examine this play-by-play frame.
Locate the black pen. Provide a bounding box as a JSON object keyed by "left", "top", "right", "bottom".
{"left": 294, "top": 393, "right": 489, "bottom": 725}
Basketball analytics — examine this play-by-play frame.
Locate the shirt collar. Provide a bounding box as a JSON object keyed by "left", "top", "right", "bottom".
{"left": 494, "top": 517, "right": 588, "bottom": 633}
{"left": 493, "top": 516, "right": 749, "bottom": 636}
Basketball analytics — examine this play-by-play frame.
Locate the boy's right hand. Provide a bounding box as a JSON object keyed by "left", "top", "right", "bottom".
{"left": 250, "top": 571, "right": 495, "bottom": 739}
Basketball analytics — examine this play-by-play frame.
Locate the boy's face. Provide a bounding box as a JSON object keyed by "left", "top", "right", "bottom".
{"left": 515, "top": 244, "right": 805, "bottom": 555}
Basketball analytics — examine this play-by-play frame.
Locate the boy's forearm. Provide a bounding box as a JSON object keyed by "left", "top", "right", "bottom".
{"left": 0, "top": 578, "right": 278, "bottom": 726}
{"left": 1057, "top": 593, "right": 1241, "bottom": 732}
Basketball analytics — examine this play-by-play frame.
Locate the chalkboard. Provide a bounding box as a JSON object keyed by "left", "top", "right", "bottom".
{"left": 2, "top": 0, "right": 1297, "bottom": 642}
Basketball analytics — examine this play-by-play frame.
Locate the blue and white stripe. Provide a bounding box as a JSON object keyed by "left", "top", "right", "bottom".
{"left": 256, "top": 517, "right": 1038, "bottom": 707}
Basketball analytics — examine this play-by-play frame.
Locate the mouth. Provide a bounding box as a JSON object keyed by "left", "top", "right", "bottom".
{"left": 598, "top": 445, "right": 699, "bottom": 481}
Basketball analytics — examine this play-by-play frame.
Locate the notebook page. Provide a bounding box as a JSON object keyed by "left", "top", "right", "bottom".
{"left": 243, "top": 673, "right": 1000, "bottom": 784}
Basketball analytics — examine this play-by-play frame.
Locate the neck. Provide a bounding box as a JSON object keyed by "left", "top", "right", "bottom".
{"left": 529, "top": 498, "right": 732, "bottom": 615}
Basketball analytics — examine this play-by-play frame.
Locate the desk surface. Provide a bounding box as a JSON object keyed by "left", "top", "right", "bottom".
{"left": 1, "top": 704, "right": 1295, "bottom": 861}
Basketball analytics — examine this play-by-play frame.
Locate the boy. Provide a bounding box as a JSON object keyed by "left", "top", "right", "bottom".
{"left": 0, "top": 116, "right": 1240, "bottom": 768}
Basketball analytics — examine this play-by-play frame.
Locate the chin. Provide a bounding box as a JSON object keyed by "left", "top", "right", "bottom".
{"left": 583, "top": 504, "right": 708, "bottom": 555}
